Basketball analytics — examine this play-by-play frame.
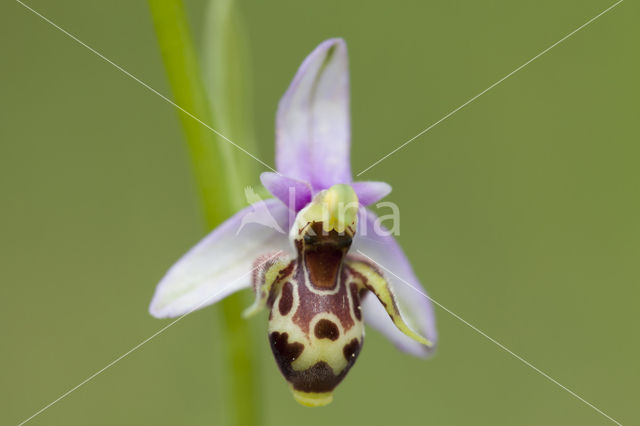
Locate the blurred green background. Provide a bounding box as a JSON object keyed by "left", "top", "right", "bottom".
{"left": 1, "top": 0, "right": 638, "bottom": 425}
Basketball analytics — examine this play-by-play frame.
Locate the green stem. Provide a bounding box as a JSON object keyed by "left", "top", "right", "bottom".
{"left": 203, "top": 0, "right": 259, "bottom": 191}
{"left": 148, "top": 1, "right": 260, "bottom": 425}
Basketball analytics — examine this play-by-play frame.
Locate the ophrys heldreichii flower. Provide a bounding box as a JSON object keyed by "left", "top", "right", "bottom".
{"left": 149, "top": 38, "right": 437, "bottom": 407}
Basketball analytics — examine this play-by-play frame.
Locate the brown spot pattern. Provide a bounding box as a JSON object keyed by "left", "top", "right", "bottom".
{"left": 292, "top": 265, "right": 355, "bottom": 334}
{"left": 314, "top": 319, "right": 340, "bottom": 341}
{"left": 343, "top": 338, "right": 361, "bottom": 361}
{"left": 269, "top": 332, "right": 353, "bottom": 393}
{"left": 278, "top": 282, "right": 293, "bottom": 315}
{"left": 349, "top": 282, "right": 361, "bottom": 320}
{"left": 266, "top": 240, "right": 372, "bottom": 394}
{"left": 265, "top": 261, "right": 295, "bottom": 310}
{"left": 269, "top": 332, "right": 304, "bottom": 366}
{"left": 288, "top": 361, "right": 345, "bottom": 393}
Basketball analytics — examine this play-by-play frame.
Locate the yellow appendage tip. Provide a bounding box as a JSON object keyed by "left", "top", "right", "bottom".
{"left": 292, "top": 390, "right": 334, "bottom": 407}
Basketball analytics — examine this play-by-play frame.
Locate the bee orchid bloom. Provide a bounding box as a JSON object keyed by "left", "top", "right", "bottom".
{"left": 149, "top": 38, "right": 437, "bottom": 407}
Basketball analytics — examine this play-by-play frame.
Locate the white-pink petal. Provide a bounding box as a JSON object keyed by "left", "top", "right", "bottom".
{"left": 149, "top": 199, "right": 291, "bottom": 318}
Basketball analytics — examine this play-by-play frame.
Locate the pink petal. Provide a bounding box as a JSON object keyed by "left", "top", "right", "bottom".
{"left": 260, "top": 172, "right": 313, "bottom": 212}
{"left": 276, "top": 38, "right": 351, "bottom": 189}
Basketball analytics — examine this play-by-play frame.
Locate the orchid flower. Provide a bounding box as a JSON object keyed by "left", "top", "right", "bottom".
{"left": 149, "top": 38, "right": 437, "bottom": 407}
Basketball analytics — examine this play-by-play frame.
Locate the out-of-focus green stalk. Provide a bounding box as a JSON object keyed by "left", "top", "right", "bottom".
{"left": 148, "top": 1, "right": 260, "bottom": 426}
{"left": 203, "top": 0, "right": 259, "bottom": 189}
{"left": 148, "top": 0, "right": 242, "bottom": 216}
{"left": 202, "top": 2, "right": 262, "bottom": 426}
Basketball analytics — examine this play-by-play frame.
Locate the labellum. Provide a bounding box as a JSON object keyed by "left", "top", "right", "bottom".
{"left": 245, "top": 185, "right": 430, "bottom": 406}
